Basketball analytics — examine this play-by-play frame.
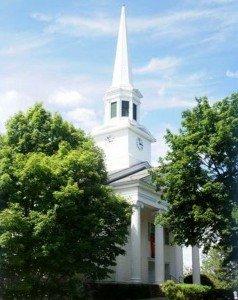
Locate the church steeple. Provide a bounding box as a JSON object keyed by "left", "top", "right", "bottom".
{"left": 111, "top": 5, "right": 133, "bottom": 90}
{"left": 103, "top": 5, "right": 142, "bottom": 126}
{"left": 93, "top": 6, "right": 155, "bottom": 173}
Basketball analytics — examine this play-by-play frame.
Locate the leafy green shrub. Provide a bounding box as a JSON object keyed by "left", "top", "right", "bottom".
{"left": 161, "top": 280, "right": 186, "bottom": 300}
{"left": 180, "top": 283, "right": 211, "bottom": 298}
{"left": 162, "top": 280, "right": 211, "bottom": 300}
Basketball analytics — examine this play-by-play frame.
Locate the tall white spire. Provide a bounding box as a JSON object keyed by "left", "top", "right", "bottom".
{"left": 111, "top": 5, "right": 133, "bottom": 89}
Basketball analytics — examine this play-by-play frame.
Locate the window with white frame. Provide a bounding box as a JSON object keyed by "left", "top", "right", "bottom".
{"left": 121, "top": 100, "right": 129, "bottom": 117}
{"left": 111, "top": 101, "right": 117, "bottom": 118}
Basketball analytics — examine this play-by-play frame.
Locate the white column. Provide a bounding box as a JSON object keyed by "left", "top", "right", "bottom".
{"left": 192, "top": 246, "right": 201, "bottom": 284}
{"left": 175, "top": 245, "right": 183, "bottom": 281}
{"left": 118, "top": 100, "right": 122, "bottom": 118}
{"left": 129, "top": 100, "right": 133, "bottom": 120}
{"left": 155, "top": 225, "right": 165, "bottom": 284}
{"left": 131, "top": 203, "right": 141, "bottom": 282}
{"left": 137, "top": 102, "right": 141, "bottom": 123}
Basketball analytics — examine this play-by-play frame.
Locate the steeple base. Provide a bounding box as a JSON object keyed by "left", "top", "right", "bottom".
{"left": 93, "top": 119, "right": 155, "bottom": 173}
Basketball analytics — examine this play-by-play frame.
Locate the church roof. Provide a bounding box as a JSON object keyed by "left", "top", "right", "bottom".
{"left": 111, "top": 5, "right": 133, "bottom": 90}
{"left": 108, "top": 161, "right": 151, "bottom": 184}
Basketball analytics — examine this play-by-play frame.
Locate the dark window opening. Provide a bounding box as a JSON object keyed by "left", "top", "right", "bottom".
{"left": 111, "top": 102, "right": 117, "bottom": 118}
{"left": 148, "top": 222, "right": 155, "bottom": 258}
{"left": 165, "top": 263, "right": 171, "bottom": 280}
{"left": 164, "top": 228, "right": 170, "bottom": 245}
{"left": 122, "top": 100, "right": 129, "bottom": 117}
{"left": 133, "top": 103, "right": 137, "bottom": 121}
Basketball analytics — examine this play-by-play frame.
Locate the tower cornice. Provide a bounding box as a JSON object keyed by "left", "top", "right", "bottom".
{"left": 105, "top": 88, "right": 143, "bottom": 101}
{"left": 92, "top": 119, "right": 156, "bottom": 143}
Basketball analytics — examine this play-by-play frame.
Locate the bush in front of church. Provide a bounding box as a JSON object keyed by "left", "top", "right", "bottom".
{"left": 161, "top": 280, "right": 211, "bottom": 300}
{"left": 0, "top": 103, "right": 132, "bottom": 298}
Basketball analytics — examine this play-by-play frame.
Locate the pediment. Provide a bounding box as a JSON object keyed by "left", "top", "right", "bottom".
{"left": 108, "top": 161, "right": 156, "bottom": 189}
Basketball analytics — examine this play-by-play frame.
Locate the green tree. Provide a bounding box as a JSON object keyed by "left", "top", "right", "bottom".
{"left": 0, "top": 104, "right": 131, "bottom": 297}
{"left": 152, "top": 93, "right": 238, "bottom": 257}
{"left": 2, "top": 102, "right": 86, "bottom": 155}
{"left": 202, "top": 247, "right": 238, "bottom": 289}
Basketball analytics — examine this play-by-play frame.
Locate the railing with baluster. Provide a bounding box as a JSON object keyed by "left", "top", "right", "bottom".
{"left": 167, "top": 274, "right": 183, "bottom": 283}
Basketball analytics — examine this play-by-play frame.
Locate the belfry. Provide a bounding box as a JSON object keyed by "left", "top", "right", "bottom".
{"left": 93, "top": 6, "right": 184, "bottom": 284}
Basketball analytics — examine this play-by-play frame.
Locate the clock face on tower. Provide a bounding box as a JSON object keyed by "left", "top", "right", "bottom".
{"left": 105, "top": 135, "right": 114, "bottom": 143}
{"left": 136, "top": 137, "right": 144, "bottom": 150}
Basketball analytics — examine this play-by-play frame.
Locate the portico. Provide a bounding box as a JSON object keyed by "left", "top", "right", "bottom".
{"left": 130, "top": 203, "right": 166, "bottom": 284}
{"left": 107, "top": 163, "right": 183, "bottom": 283}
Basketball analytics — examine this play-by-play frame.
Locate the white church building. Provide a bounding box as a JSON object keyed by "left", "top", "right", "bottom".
{"left": 93, "top": 6, "right": 200, "bottom": 285}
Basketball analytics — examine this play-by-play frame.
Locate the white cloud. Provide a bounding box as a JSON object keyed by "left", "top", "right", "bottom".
{"left": 30, "top": 5, "right": 238, "bottom": 43}
{"left": 151, "top": 125, "right": 170, "bottom": 164}
{"left": 0, "top": 54, "right": 107, "bottom": 133}
{"left": 0, "top": 36, "right": 51, "bottom": 56}
{"left": 134, "top": 57, "right": 180, "bottom": 74}
{"left": 53, "top": 15, "right": 116, "bottom": 35}
{"left": 0, "top": 4, "right": 235, "bottom": 137}
{"left": 151, "top": 139, "right": 168, "bottom": 166}
{"left": 129, "top": 10, "right": 208, "bottom": 33}
{"left": 31, "top": 12, "right": 53, "bottom": 22}
{"left": 66, "top": 108, "right": 99, "bottom": 132}
{"left": 49, "top": 90, "right": 85, "bottom": 107}
{"left": 139, "top": 70, "right": 210, "bottom": 111}
{"left": 157, "top": 96, "right": 195, "bottom": 109}
{"left": 31, "top": 13, "right": 117, "bottom": 37}
{"left": 0, "top": 90, "right": 35, "bottom": 132}
{"left": 0, "top": 64, "right": 106, "bottom": 134}
{"left": 226, "top": 70, "right": 238, "bottom": 78}
{"left": 151, "top": 122, "right": 179, "bottom": 165}
{"left": 128, "top": 5, "right": 238, "bottom": 50}
{"left": 0, "top": 88, "right": 101, "bottom": 134}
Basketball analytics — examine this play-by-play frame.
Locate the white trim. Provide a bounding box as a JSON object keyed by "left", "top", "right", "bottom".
{"left": 92, "top": 120, "right": 155, "bottom": 142}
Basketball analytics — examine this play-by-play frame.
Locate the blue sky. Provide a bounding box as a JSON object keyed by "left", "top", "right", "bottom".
{"left": 0, "top": 0, "right": 238, "bottom": 163}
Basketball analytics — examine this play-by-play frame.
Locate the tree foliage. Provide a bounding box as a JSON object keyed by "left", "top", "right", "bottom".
{"left": 152, "top": 93, "right": 238, "bottom": 256}
{"left": 2, "top": 103, "right": 86, "bottom": 155}
{"left": 0, "top": 104, "right": 131, "bottom": 297}
{"left": 202, "top": 247, "right": 238, "bottom": 289}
